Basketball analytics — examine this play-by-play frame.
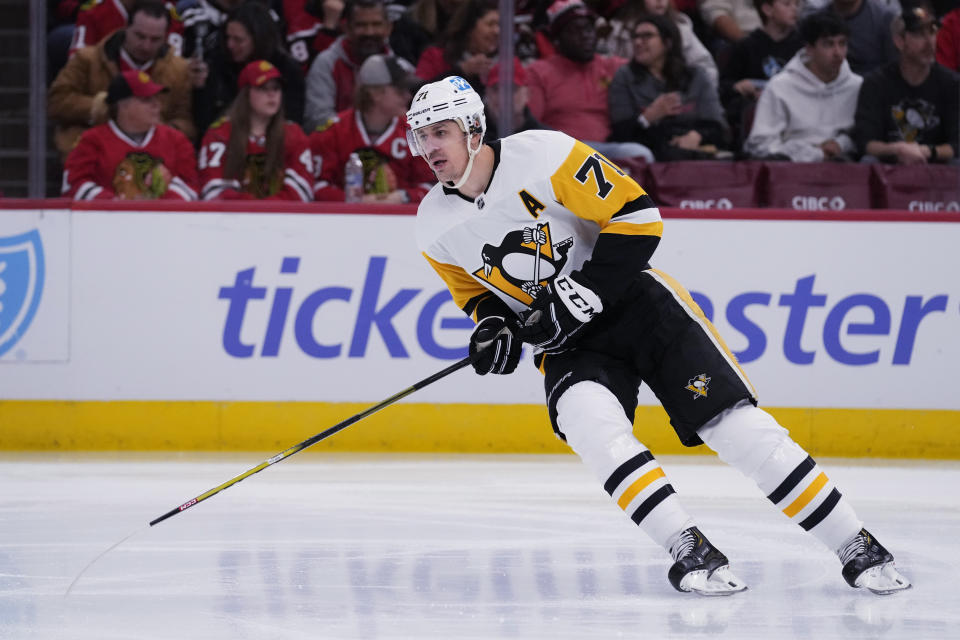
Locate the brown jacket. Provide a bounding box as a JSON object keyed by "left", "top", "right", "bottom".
{"left": 48, "top": 29, "right": 195, "bottom": 156}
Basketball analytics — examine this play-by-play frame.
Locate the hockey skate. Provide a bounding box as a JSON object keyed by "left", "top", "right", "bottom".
{"left": 668, "top": 527, "right": 747, "bottom": 596}
{"left": 838, "top": 528, "right": 911, "bottom": 595}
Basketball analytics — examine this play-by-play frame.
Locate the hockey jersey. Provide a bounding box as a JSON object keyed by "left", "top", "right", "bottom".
{"left": 283, "top": 0, "right": 340, "bottom": 73}
{"left": 63, "top": 120, "right": 198, "bottom": 201}
{"left": 69, "top": 0, "right": 185, "bottom": 57}
{"left": 310, "top": 109, "right": 435, "bottom": 202}
{"left": 199, "top": 118, "right": 314, "bottom": 201}
{"left": 417, "top": 129, "right": 662, "bottom": 322}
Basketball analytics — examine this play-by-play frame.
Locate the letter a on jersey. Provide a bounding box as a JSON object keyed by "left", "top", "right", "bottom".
{"left": 473, "top": 222, "right": 573, "bottom": 306}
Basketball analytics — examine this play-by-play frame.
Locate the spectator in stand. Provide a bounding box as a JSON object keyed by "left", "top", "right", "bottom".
{"left": 818, "top": 0, "right": 899, "bottom": 75}
{"left": 70, "top": 0, "right": 185, "bottom": 57}
{"left": 936, "top": 5, "right": 960, "bottom": 70}
{"left": 854, "top": 5, "right": 959, "bottom": 163}
{"left": 415, "top": 0, "right": 500, "bottom": 90}
{"left": 391, "top": 0, "right": 465, "bottom": 66}
{"left": 527, "top": 0, "right": 654, "bottom": 162}
{"left": 62, "top": 70, "right": 198, "bottom": 201}
{"left": 744, "top": 12, "right": 862, "bottom": 161}
{"left": 311, "top": 54, "right": 434, "bottom": 202}
{"left": 49, "top": 0, "right": 81, "bottom": 81}
{"left": 609, "top": 14, "right": 731, "bottom": 160}
{"left": 49, "top": 1, "right": 194, "bottom": 157}
{"left": 198, "top": 60, "right": 315, "bottom": 200}
{"left": 722, "top": 0, "right": 803, "bottom": 99}
{"left": 305, "top": 0, "right": 407, "bottom": 131}
{"left": 596, "top": 0, "right": 719, "bottom": 88}
{"left": 482, "top": 58, "right": 549, "bottom": 140}
{"left": 192, "top": 2, "right": 306, "bottom": 138}
{"left": 800, "top": 0, "right": 902, "bottom": 19}
{"left": 699, "top": 0, "right": 763, "bottom": 44}
{"left": 720, "top": 0, "right": 803, "bottom": 144}
{"left": 178, "top": 0, "right": 243, "bottom": 61}
{"left": 283, "top": 0, "right": 346, "bottom": 72}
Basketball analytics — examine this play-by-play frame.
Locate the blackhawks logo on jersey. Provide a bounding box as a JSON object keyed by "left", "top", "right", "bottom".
{"left": 355, "top": 147, "right": 398, "bottom": 195}
{"left": 473, "top": 222, "right": 573, "bottom": 306}
{"left": 113, "top": 152, "right": 171, "bottom": 199}
{"left": 242, "top": 154, "right": 282, "bottom": 198}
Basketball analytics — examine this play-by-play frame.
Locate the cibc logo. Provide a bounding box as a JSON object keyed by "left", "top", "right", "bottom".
{"left": 908, "top": 200, "right": 960, "bottom": 212}
{"left": 0, "top": 230, "right": 45, "bottom": 357}
{"left": 679, "top": 198, "right": 733, "bottom": 209}
{"left": 792, "top": 195, "right": 846, "bottom": 211}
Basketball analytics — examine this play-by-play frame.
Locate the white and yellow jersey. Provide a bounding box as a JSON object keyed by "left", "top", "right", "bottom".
{"left": 416, "top": 129, "right": 662, "bottom": 322}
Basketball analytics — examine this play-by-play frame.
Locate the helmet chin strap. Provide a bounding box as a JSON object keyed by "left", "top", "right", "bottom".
{"left": 444, "top": 132, "right": 483, "bottom": 190}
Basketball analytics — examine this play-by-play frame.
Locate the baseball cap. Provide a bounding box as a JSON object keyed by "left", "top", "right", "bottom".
{"left": 902, "top": 5, "right": 939, "bottom": 33}
{"left": 356, "top": 54, "right": 422, "bottom": 92}
{"left": 238, "top": 60, "right": 282, "bottom": 89}
{"left": 547, "top": 0, "right": 594, "bottom": 37}
{"left": 106, "top": 70, "right": 168, "bottom": 104}
{"left": 487, "top": 58, "right": 527, "bottom": 88}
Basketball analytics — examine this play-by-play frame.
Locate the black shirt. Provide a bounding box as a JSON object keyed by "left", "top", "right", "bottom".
{"left": 853, "top": 61, "right": 960, "bottom": 158}
{"left": 721, "top": 28, "right": 804, "bottom": 87}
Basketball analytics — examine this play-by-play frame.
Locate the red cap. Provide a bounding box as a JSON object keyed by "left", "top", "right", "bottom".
{"left": 547, "top": 0, "right": 594, "bottom": 37}
{"left": 106, "top": 70, "right": 168, "bottom": 104}
{"left": 487, "top": 58, "right": 527, "bottom": 88}
{"left": 238, "top": 60, "right": 282, "bottom": 89}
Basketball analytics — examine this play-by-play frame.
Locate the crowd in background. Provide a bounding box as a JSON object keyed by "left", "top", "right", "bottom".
{"left": 45, "top": 0, "right": 960, "bottom": 202}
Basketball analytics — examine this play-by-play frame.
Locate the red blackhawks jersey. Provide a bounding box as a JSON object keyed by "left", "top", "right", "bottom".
{"left": 283, "top": 0, "right": 339, "bottom": 72}
{"left": 310, "top": 109, "right": 435, "bottom": 202}
{"left": 199, "top": 118, "right": 314, "bottom": 201}
{"left": 70, "top": 0, "right": 185, "bottom": 57}
{"left": 63, "top": 120, "right": 198, "bottom": 200}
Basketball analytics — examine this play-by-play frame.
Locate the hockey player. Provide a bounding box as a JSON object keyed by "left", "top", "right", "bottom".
{"left": 198, "top": 60, "right": 314, "bottom": 201}
{"left": 63, "top": 70, "right": 198, "bottom": 201}
{"left": 406, "top": 75, "right": 912, "bottom": 596}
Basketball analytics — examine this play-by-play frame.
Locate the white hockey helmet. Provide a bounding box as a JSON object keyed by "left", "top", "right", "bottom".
{"left": 405, "top": 75, "right": 486, "bottom": 158}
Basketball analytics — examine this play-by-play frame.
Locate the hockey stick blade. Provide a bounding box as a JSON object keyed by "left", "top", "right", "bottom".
{"left": 148, "top": 354, "right": 476, "bottom": 527}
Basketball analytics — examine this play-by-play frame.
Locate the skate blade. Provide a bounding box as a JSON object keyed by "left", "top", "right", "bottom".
{"left": 855, "top": 562, "right": 912, "bottom": 595}
{"left": 679, "top": 565, "right": 748, "bottom": 596}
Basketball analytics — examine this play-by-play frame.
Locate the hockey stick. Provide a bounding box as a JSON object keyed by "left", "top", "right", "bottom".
{"left": 65, "top": 354, "right": 477, "bottom": 596}
{"left": 148, "top": 354, "right": 476, "bottom": 527}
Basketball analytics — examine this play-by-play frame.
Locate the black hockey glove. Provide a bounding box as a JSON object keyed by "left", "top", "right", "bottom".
{"left": 469, "top": 315, "right": 522, "bottom": 375}
{"left": 517, "top": 273, "right": 604, "bottom": 354}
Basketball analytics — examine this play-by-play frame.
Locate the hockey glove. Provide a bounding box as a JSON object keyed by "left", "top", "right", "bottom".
{"left": 469, "top": 315, "right": 522, "bottom": 375}
{"left": 517, "top": 273, "right": 604, "bottom": 354}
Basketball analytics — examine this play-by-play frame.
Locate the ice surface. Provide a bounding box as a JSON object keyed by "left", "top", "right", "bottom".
{"left": 2, "top": 454, "right": 957, "bottom": 639}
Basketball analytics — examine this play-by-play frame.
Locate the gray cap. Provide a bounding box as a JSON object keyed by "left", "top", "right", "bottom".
{"left": 356, "top": 54, "right": 421, "bottom": 92}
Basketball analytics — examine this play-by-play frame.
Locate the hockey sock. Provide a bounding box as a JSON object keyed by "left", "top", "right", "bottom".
{"left": 698, "top": 401, "right": 862, "bottom": 552}
{"left": 556, "top": 381, "right": 693, "bottom": 549}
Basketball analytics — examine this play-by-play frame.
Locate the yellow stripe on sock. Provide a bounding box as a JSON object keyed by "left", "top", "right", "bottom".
{"left": 617, "top": 467, "right": 666, "bottom": 510}
{"left": 782, "top": 472, "right": 828, "bottom": 518}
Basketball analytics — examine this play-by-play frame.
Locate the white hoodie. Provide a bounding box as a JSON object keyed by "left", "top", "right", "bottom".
{"left": 744, "top": 50, "right": 863, "bottom": 162}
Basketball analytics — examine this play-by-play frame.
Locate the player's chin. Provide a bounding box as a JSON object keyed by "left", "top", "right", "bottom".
{"left": 433, "top": 166, "right": 456, "bottom": 183}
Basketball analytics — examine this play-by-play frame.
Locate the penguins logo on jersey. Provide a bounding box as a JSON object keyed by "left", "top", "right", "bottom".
{"left": 892, "top": 99, "right": 939, "bottom": 143}
{"left": 473, "top": 222, "right": 573, "bottom": 306}
{"left": 685, "top": 374, "right": 711, "bottom": 399}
